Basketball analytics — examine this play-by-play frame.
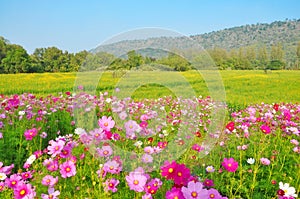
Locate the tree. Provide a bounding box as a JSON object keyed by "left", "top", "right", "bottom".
{"left": 126, "top": 50, "right": 144, "bottom": 70}
{"left": 257, "top": 45, "right": 268, "bottom": 69}
{"left": 296, "top": 41, "right": 300, "bottom": 69}
{"left": 1, "top": 44, "right": 31, "bottom": 73}
{"left": 269, "top": 43, "right": 285, "bottom": 70}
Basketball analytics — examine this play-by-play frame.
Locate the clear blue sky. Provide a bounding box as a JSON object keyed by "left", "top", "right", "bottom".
{"left": 1, "top": 0, "right": 299, "bottom": 54}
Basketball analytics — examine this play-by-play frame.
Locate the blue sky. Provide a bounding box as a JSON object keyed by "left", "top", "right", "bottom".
{"left": 0, "top": 0, "right": 299, "bottom": 54}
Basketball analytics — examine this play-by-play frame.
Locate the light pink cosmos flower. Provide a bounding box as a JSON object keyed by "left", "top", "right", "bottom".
{"left": 141, "top": 154, "right": 153, "bottom": 163}
{"left": 124, "top": 120, "right": 139, "bottom": 138}
{"left": 97, "top": 145, "right": 113, "bottom": 157}
{"left": 126, "top": 167, "right": 148, "bottom": 193}
{"left": 104, "top": 178, "right": 119, "bottom": 193}
{"left": 98, "top": 116, "right": 115, "bottom": 131}
{"left": 59, "top": 160, "right": 76, "bottom": 178}
{"left": 260, "top": 157, "right": 271, "bottom": 165}
{"left": 181, "top": 181, "right": 208, "bottom": 199}
{"left": 290, "top": 139, "right": 299, "bottom": 146}
{"left": 103, "top": 160, "right": 122, "bottom": 175}
{"left": 47, "top": 140, "right": 65, "bottom": 157}
{"left": 5, "top": 174, "right": 22, "bottom": 189}
{"left": 41, "top": 187, "right": 60, "bottom": 199}
{"left": 41, "top": 175, "right": 58, "bottom": 187}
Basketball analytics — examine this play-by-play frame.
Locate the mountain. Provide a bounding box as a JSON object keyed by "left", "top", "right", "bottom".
{"left": 92, "top": 19, "right": 300, "bottom": 59}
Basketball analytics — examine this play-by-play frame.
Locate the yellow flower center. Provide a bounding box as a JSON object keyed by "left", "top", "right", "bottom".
{"left": 191, "top": 191, "right": 197, "bottom": 198}
{"left": 210, "top": 194, "right": 215, "bottom": 198}
{"left": 168, "top": 168, "right": 173, "bottom": 173}
{"left": 177, "top": 172, "right": 182, "bottom": 177}
{"left": 104, "top": 122, "right": 108, "bottom": 127}
{"left": 174, "top": 196, "right": 178, "bottom": 199}
{"left": 133, "top": 180, "right": 139, "bottom": 185}
{"left": 20, "top": 189, "right": 26, "bottom": 195}
{"left": 228, "top": 163, "right": 232, "bottom": 167}
{"left": 66, "top": 167, "right": 71, "bottom": 172}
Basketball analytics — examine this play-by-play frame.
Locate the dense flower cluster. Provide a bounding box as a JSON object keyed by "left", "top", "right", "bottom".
{"left": 0, "top": 92, "right": 299, "bottom": 198}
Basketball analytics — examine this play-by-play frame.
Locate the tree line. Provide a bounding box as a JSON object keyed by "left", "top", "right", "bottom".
{"left": 0, "top": 36, "right": 300, "bottom": 74}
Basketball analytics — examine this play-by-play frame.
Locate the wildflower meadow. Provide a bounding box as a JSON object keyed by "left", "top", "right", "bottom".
{"left": 0, "top": 85, "right": 299, "bottom": 198}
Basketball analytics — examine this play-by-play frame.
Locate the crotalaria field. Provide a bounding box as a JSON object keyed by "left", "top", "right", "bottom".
{"left": 0, "top": 88, "right": 299, "bottom": 199}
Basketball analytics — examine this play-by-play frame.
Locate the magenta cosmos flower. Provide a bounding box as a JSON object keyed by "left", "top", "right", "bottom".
{"left": 98, "top": 116, "right": 115, "bottom": 131}
{"left": 181, "top": 181, "right": 208, "bottom": 199}
{"left": 260, "top": 124, "right": 271, "bottom": 134}
{"left": 24, "top": 128, "right": 38, "bottom": 140}
{"left": 222, "top": 158, "right": 238, "bottom": 172}
{"left": 104, "top": 178, "right": 119, "bottom": 193}
{"left": 161, "top": 160, "right": 178, "bottom": 180}
{"left": 173, "top": 163, "right": 191, "bottom": 186}
{"left": 14, "top": 182, "right": 36, "bottom": 199}
{"left": 166, "top": 187, "right": 184, "bottom": 199}
{"left": 59, "top": 160, "right": 76, "bottom": 178}
{"left": 41, "top": 187, "right": 60, "bottom": 199}
{"left": 125, "top": 168, "right": 148, "bottom": 193}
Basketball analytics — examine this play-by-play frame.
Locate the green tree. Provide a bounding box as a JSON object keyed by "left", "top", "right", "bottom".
{"left": 1, "top": 44, "right": 31, "bottom": 73}
{"left": 296, "top": 41, "right": 300, "bottom": 69}
{"left": 126, "top": 50, "right": 144, "bottom": 70}
{"left": 257, "top": 45, "right": 268, "bottom": 69}
{"left": 269, "top": 43, "right": 285, "bottom": 70}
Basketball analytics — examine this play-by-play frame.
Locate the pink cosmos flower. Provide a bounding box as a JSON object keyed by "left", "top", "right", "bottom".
{"left": 142, "top": 193, "right": 153, "bottom": 199}
{"left": 141, "top": 154, "right": 153, "bottom": 163}
{"left": 47, "top": 140, "right": 65, "bottom": 157}
{"left": 0, "top": 182, "right": 5, "bottom": 192}
{"left": 260, "top": 125, "right": 271, "bottom": 134}
{"left": 103, "top": 160, "right": 122, "bottom": 175}
{"left": 260, "top": 158, "right": 271, "bottom": 165}
{"left": 181, "top": 181, "right": 208, "bottom": 199}
{"left": 24, "top": 128, "right": 38, "bottom": 140}
{"left": 222, "top": 158, "right": 238, "bottom": 172}
{"left": 14, "top": 183, "right": 36, "bottom": 199}
{"left": 97, "top": 145, "right": 113, "bottom": 157}
{"left": 144, "top": 146, "right": 154, "bottom": 154}
{"left": 104, "top": 178, "right": 119, "bottom": 193}
{"left": 166, "top": 187, "right": 184, "bottom": 199}
{"left": 124, "top": 120, "right": 139, "bottom": 138}
{"left": 206, "top": 166, "right": 215, "bottom": 173}
{"left": 125, "top": 168, "right": 148, "bottom": 193}
{"left": 207, "top": 188, "right": 223, "bottom": 198}
{"left": 290, "top": 139, "right": 299, "bottom": 146}
{"left": 192, "top": 144, "right": 203, "bottom": 152}
{"left": 145, "top": 178, "right": 162, "bottom": 195}
{"left": 5, "top": 174, "right": 22, "bottom": 189}
{"left": 21, "top": 171, "right": 32, "bottom": 181}
{"left": 98, "top": 116, "right": 115, "bottom": 131}
{"left": 59, "top": 160, "right": 76, "bottom": 178}
{"left": 41, "top": 175, "right": 58, "bottom": 187}
{"left": 41, "top": 187, "right": 60, "bottom": 199}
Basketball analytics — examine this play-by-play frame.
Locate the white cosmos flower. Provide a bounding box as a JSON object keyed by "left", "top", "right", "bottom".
{"left": 0, "top": 172, "right": 7, "bottom": 180}
{"left": 18, "top": 111, "right": 25, "bottom": 116}
{"left": 134, "top": 141, "right": 143, "bottom": 148}
{"left": 247, "top": 158, "right": 255, "bottom": 165}
{"left": 279, "top": 182, "right": 298, "bottom": 197}
{"left": 26, "top": 154, "right": 36, "bottom": 165}
{"left": 74, "top": 128, "right": 85, "bottom": 135}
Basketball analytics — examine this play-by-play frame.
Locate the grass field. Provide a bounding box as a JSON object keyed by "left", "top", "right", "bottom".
{"left": 0, "top": 70, "right": 299, "bottom": 107}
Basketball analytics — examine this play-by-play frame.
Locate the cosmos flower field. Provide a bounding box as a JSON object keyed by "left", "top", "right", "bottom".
{"left": 0, "top": 89, "right": 299, "bottom": 199}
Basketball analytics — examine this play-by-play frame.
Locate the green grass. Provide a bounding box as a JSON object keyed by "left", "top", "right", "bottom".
{"left": 1, "top": 70, "right": 299, "bottom": 107}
